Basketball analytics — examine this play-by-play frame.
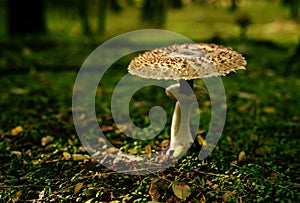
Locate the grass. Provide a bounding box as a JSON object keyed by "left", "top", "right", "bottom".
{"left": 0, "top": 0, "right": 300, "bottom": 202}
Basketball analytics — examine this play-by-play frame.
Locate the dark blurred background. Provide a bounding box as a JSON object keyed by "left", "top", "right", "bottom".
{"left": 0, "top": 0, "right": 299, "bottom": 73}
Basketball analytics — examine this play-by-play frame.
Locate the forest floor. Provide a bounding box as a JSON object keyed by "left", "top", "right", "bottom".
{"left": 0, "top": 1, "right": 300, "bottom": 202}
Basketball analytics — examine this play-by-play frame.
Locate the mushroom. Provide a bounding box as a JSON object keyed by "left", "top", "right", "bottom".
{"left": 128, "top": 43, "right": 246, "bottom": 157}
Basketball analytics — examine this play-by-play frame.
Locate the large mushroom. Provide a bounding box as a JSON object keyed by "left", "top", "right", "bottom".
{"left": 128, "top": 43, "right": 246, "bottom": 157}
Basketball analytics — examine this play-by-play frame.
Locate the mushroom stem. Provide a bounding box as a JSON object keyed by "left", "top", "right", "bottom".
{"left": 168, "top": 100, "right": 193, "bottom": 157}
{"left": 179, "top": 79, "right": 194, "bottom": 94}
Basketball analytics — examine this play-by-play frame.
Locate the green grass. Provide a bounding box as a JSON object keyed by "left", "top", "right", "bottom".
{"left": 0, "top": 0, "right": 300, "bottom": 202}
{"left": 0, "top": 40, "right": 299, "bottom": 202}
{"left": 45, "top": 0, "right": 299, "bottom": 44}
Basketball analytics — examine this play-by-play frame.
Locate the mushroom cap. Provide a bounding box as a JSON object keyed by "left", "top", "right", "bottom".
{"left": 128, "top": 43, "right": 246, "bottom": 80}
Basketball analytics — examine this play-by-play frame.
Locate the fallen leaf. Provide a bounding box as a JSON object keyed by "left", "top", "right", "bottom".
{"left": 199, "top": 194, "right": 207, "bottom": 203}
{"left": 222, "top": 191, "right": 235, "bottom": 202}
{"left": 145, "top": 144, "right": 152, "bottom": 154}
{"left": 263, "top": 107, "right": 276, "bottom": 113}
{"left": 38, "top": 190, "right": 45, "bottom": 200}
{"left": 12, "top": 190, "right": 22, "bottom": 203}
{"left": 115, "top": 123, "right": 132, "bottom": 134}
{"left": 11, "top": 151, "right": 22, "bottom": 158}
{"left": 63, "top": 152, "right": 72, "bottom": 160}
{"left": 25, "top": 149, "right": 32, "bottom": 157}
{"left": 203, "top": 100, "right": 211, "bottom": 107}
{"left": 41, "top": 135, "right": 54, "bottom": 146}
{"left": 149, "top": 178, "right": 168, "bottom": 202}
{"left": 85, "top": 198, "right": 95, "bottom": 203}
{"left": 11, "top": 126, "right": 23, "bottom": 136}
{"left": 106, "top": 147, "right": 119, "bottom": 153}
{"left": 74, "top": 182, "right": 83, "bottom": 195}
{"left": 172, "top": 182, "right": 191, "bottom": 200}
{"left": 149, "top": 181, "right": 160, "bottom": 201}
{"left": 197, "top": 135, "right": 207, "bottom": 146}
{"left": 238, "top": 151, "right": 246, "bottom": 162}
{"left": 101, "top": 125, "right": 114, "bottom": 132}
{"left": 32, "top": 159, "right": 42, "bottom": 165}
{"left": 72, "top": 154, "right": 90, "bottom": 161}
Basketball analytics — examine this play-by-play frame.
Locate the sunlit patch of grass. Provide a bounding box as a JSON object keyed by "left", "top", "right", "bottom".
{"left": 41, "top": 0, "right": 300, "bottom": 44}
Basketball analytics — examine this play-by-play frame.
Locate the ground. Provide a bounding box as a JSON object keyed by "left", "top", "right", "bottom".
{"left": 0, "top": 0, "right": 299, "bottom": 202}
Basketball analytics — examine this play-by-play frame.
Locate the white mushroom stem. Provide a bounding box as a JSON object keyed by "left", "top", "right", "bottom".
{"left": 165, "top": 83, "right": 206, "bottom": 157}
{"left": 168, "top": 100, "right": 193, "bottom": 157}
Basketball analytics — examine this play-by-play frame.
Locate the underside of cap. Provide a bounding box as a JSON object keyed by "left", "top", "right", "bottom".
{"left": 128, "top": 43, "right": 247, "bottom": 80}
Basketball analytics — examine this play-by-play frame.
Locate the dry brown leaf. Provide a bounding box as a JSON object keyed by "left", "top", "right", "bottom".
{"left": 149, "top": 178, "right": 169, "bottom": 201}
{"left": 115, "top": 123, "right": 132, "bottom": 134}
{"left": 222, "top": 191, "right": 235, "bottom": 202}
{"left": 74, "top": 182, "right": 83, "bottom": 195}
{"left": 149, "top": 182, "right": 160, "bottom": 201}
{"left": 41, "top": 135, "right": 54, "bottom": 146}
{"left": 101, "top": 125, "right": 114, "bottom": 132}
{"left": 172, "top": 182, "right": 191, "bottom": 200}
{"left": 145, "top": 144, "right": 152, "bottom": 154}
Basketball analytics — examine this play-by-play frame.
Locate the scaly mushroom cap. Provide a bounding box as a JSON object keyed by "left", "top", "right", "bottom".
{"left": 128, "top": 43, "right": 246, "bottom": 80}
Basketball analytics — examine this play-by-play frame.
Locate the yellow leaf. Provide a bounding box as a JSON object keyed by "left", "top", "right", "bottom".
{"left": 74, "top": 182, "right": 83, "bottom": 195}
{"left": 263, "top": 107, "right": 276, "bottom": 113}
{"left": 106, "top": 147, "right": 119, "bottom": 153}
{"left": 200, "top": 194, "right": 207, "bottom": 203}
{"left": 85, "top": 198, "right": 95, "bottom": 203}
{"left": 145, "top": 144, "right": 152, "bottom": 154}
{"left": 197, "top": 135, "right": 207, "bottom": 146}
{"left": 41, "top": 135, "right": 54, "bottom": 146}
{"left": 12, "top": 190, "right": 22, "bottom": 203}
{"left": 63, "top": 152, "right": 71, "bottom": 160}
{"left": 172, "top": 182, "right": 191, "bottom": 200}
{"left": 32, "top": 159, "right": 42, "bottom": 165}
{"left": 11, "top": 151, "right": 22, "bottom": 158}
{"left": 203, "top": 101, "right": 211, "bottom": 107}
{"left": 238, "top": 151, "right": 246, "bottom": 162}
{"left": 11, "top": 126, "right": 23, "bottom": 136}
{"left": 72, "top": 154, "right": 90, "bottom": 161}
